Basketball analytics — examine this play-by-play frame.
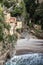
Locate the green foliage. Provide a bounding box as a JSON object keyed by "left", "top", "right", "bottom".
{"left": 0, "top": 15, "right": 4, "bottom": 22}
{"left": 34, "top": 2, "right": 43, "bottom": 18}
{"left": 0, "top": 17, "right": 17, "bottom": 49}
{"left": 0, "top": 9, "right": 17, "bottom": 50}
{"left": 34, "top": 2, "right": 43, "bottom": 29}
{"left": 12, "top": 6, "right": 23, "bottom": 16}
{"left": 3, "top": 0, "right": 16, "bottom": 8}
{"left": 24, "top": 0, "right": 37, "bottom": 15}
{"left": 8, "top": 34, "right": 17, "bottom": 42}
{"left": 16, "top": 28, "right": 21, "bottom": 33}
{"left": 0, "top": 10, "right": 4, "bottom": 41}
{"left": 5, "top": 34, "right": 18, "bottom": 48}
{"left": 0, "top": 0, "right": 26, "bottom": 18}
{"left": 11, "top": 1, "right": 26, "bottom": 17}
{"left": 0, "top": 4, "right": 3, "bottom": 13}
{"left": 0, "top": 16, "right": 10, "bottom": 42}
{"left": 23, "top": 0, "right": 38, "bottom": 26}
{"left": 4, "top": 23, "right": 11, "bottom": 31}
{"left": 0, "top": 0, "right": 3, "bottom": 3}
{"left": 0, "top": 22, "right": 4, "bottom": 41}
{"left": 0, "top": 20, "right": 17, "bottom": 49}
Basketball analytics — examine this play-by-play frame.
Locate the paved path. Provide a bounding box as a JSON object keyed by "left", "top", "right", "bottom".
{"left": 15, "top": 38, "right": 43, "bottom": 55}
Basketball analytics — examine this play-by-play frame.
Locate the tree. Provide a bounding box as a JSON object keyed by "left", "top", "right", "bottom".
{"left": 24, "top": 0, "right": 37, "bottom": 18}
{"left": 11, "top": 5, "right": 23, "bottom": 16}
{"left": 23, "top": 0, "right": 38, "bottom": 26}
{"left": 0, "top": 15, "right": 17, "bottom": 51}
{"left": 11, "top": 1, "right": 26, "bottom": 17}
{"left": 0, "top": 5, "right": 17, "bottom": 52}
{"left": 2, "top": 0, "right": 16, "bottom": 8}
{"left": 34, "top": 2, "right": 43, "bottom": 29}
{"left": 0, "top": 0, "right": 3, "bottom": 3}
